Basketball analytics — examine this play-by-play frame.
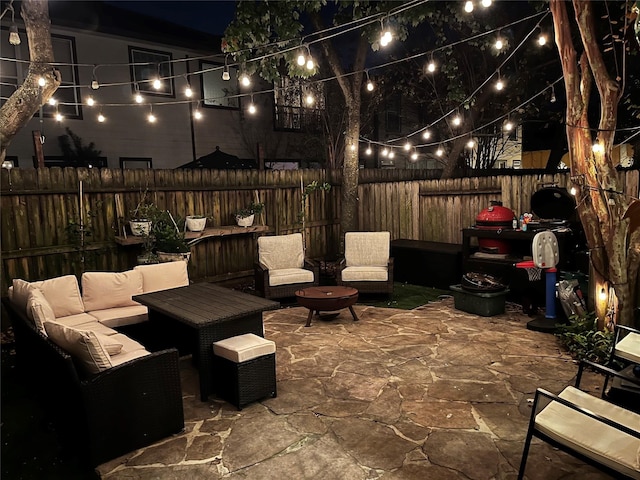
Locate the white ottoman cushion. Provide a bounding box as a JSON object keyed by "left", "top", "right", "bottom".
{"left": 213, "top": 333, "right": 276, "bottom": 363}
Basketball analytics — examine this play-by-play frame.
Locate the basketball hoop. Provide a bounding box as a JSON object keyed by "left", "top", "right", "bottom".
{"left": 516, "top": 260, "right": 542, "bottom": 282}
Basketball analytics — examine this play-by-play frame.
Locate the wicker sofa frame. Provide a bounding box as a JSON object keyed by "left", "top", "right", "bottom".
{"left": 2, "top": 297, "right": 185, "bottom": 467}
{"left": 254, "top": 258, "right": 319, "bottom": 299}
{"left": 336, "top": 257, "right": 395, "bottom": 295}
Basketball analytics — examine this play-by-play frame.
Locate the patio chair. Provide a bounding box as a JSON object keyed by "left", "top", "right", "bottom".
{"left": 254, "top": 233, "right": 319, "bottom": 299}
{"left": 337, "top": 231, "right": 394, "bottom": 295}
{"left": 518, "top": 360, "right": 640, "bottom": 480}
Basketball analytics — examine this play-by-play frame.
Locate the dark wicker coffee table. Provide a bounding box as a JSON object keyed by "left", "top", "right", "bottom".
{"left": 295, "top": 286, "right": 359, "bottom": 327}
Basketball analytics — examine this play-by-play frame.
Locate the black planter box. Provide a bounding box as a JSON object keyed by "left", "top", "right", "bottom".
{"left": 391, "top": 239, "right": 463, "bottom": 289}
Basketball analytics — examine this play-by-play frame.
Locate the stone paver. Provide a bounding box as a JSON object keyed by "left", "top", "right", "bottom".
{"left": 97, "top": 299, "right": 615, "bottom": 480}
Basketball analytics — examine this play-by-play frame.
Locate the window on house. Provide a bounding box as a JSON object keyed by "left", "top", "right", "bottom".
{"left": 120, "top": 157, "right": 153, "bottom": 169}
{"left": 1, "top": 30, "right": 82, "bottom": 119}
{"left": 273, "top": 77, "right": 324, "bottom": 132}
{"left": 200, "top": 60, "right": 239, "bottom": 109}
{"left": 129, "top": 47, "right": 174, "bottom": 97}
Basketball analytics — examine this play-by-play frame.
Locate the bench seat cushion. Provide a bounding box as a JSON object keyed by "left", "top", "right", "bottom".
{"left": 88, "top": 305, "right": 148, "bottom": 328}
{"left": 535, "top": 386, "right": 640, "bottom": 479}
{"left": 55, "top": 314, "right": 118, "bottom": 337}
{"left": 341, "top": 266, "right": 388, "bottom": 282}
{"left": 616, "top": 332, "right": 640, "bottom": 364}
{"left": 268, "top": 268, "right": 314, "bottom": 286}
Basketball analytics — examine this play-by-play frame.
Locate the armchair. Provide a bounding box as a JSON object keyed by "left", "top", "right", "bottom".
{"left": 337, "top": 231, "right": 394, "bottom": 295}
{"left": 254, "top": 233, "right": 319, "bottom": 299}
{"left": 518, "top": 360, "right": 640, "bottom": 479}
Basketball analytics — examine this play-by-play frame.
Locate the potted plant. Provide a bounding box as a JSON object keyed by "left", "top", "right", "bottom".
{"left": 185, "top": 214, "right": 208, "bottom": 232}
{"left": 234, "top": 202, "right": 264, "bottom": 227}
{"left": 153, "top": 211, "right": 191, "bottom": 263}
{"left": 129, "top": 199, "right": 159, "bottom": 237}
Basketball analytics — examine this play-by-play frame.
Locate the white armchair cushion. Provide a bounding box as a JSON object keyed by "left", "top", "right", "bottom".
{"left": 268, "top": 268, "right": 314, "bottom": 286}
{"left": 11, "top": 279, "right": 40, "bottom": 315}
{"left": 345, "top": 232, "right": 390, "bottom": 267}
{"left": 134, "top": 261, "right": 189, "bottom": 293}
{"left": 341, "top": 266, "right": 389, "bottom": 282}
{"left": 616, "top": 332, "right": 640, "bottom": 364}
{"left": 258, "top": 233, "right": 304, "bottom": 270}
{"left": 82, "top": 270, "right": 143, "bottom": 311}
{"left": 44, "top": 321, "right": 113, "bottom": 374}
{"left": 535, "top": 386, "right": 640, "bottom": 478}
{"left": 38, "top": 275, "right": 85, "bottom": 318}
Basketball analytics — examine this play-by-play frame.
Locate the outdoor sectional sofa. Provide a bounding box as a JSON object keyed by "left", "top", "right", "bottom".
{"left": 2, "top": 261, "right": 190, "bottom": 467}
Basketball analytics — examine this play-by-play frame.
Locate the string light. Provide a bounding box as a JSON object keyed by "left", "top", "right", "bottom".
{"left": 503, "top": 119, "right": 513, "bottom": 131}
{"left": 495, "top": 74, "right": 504, "bottom": 91}
{"left": 427, "top": 55, "right": 436, "bottom": 73}
{"left": 436, "top": 145, "right": 444, "bottom": 157}
{"left": 388, "top": 150, "right": 395, "bottom": 159}
{"left": 147, "top": 105, "right": 156, "bottom": 123}
{"left": 365, "top": 143, "right": 372, "bottom": 155}
{"left": 379, "top": 18, "right": 392, "bottom": 47}
{"left": 194, "top": 108, "right": 202, "bottom": 120}
{"left": 153, "top": 78, "right": 162, "bottom": 90}
{"left": 38, "top": 77, "right": 46, "bottom": 87}
{"left": 48, "top": 97, "right": 57, "bottom": 106}
{"left": 240, "top": 72, "right": 251, "bottom": 87}
{"left": 306, "top": 55, "right": 315, "bottom": 71}
{"left": 464, "top": 1, "right": 474, "bottom": 13}
{"left": 248, "top": 94, "right": 256, "bottom": 114}
{"left": 481, "top": 0, "right": 492, "bottom": 7}
{"left": 7, "top": 2, "right": 21, "bottom": 45}
{"left": 550, "top": 85, "right": 556, "bottom": 103}
{"left": 452, "top": 113, "right": 462, "bottom": 127}
{"left": 403, "top": 139, "right": 411, "bottom": 151}
{"left": 86, "top": 96, "right": 95, "bottom": 107}
{"left": 297, "top": 49, "right": 306, "bottom": 66}
{"left": 97, "top": 111, "right": 105, "bottom": 123}
{"left": 410, "top": 149, "right": 418, "bottom": 161}
{"left": 422, "top": 129, "right": 431, "bottom": 140}
{"left": 184, "top": 76, "right": 193, "bottom": 98}
{"left": 365, "top": 70, "right": 374, "bottom": 91}
{"left": 466, "top": 138, "right": 475, "bottom": 149}
{"left": 381, "top": 147, "right": 389, "bottom": 157}
{"left": 55, "top": 105, "right": 63, "bottom": 122}
{"left": 222, "top": 55, "right": 231, "bottom": 81}
{"left": 495, "top": 37, "right": 504, "bottom": 50}
{"left": 91, "top": 66, "right": 99, "bottom": 90}
{"left": 537, "top": 33, "right": 547, "bottom": 46}
{"left": 305, "top": 92, "right": 315, "bottom": 105}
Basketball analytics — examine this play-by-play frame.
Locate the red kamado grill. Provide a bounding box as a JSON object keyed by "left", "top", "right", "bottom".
{"left": 475, "top": 201, "right": 515, "bottom": 254}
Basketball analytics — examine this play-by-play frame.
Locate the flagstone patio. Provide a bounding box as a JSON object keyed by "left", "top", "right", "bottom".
{"left": 94, "top": 297, "right": 614, "bottom": 479}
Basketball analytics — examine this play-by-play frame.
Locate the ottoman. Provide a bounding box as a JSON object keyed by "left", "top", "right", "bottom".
{"left": 212, "top": 333, "right": 277, "bottom": 410}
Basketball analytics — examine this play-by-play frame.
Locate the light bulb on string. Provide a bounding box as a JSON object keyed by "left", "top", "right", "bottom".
{"left": 538, "top": 34, "right": 547, "bottom": 46}
{"left": 297, "top": 50, "right": 306, "bottom": 66}
{"left": 9, "top": 24, "right": 21, "bottom": 46}
{"left": 481, "top": 0, "right": 492, "bottom": 7}
{"left": 388, "top": 150, "right": 395, "bottom": 159}
{"left": 466, "top": 138, "right": 475, "bottom": 149}
{"left": 410, "top": 149, "right": 419, "bottom": 161}
{"left": 91, "top": 66, "right": 99, "bottom": 89}
{"left": 153, "top": 77, "right": 162, "bottom": 90}
{"left": 194, "top": 109, "right": 202, "bottom": 120}
{"left": 97, "top": 112, "right": 105, "bottom": 123}
{"left": 550, "top": 85, "right": 557, "bottom": 103}
{"left": 135, "top": 93, "right": 143, "bottom": 103}
{"left": 247, "top": 94, "right": 257, "bottom": 114}
{"left": 495, "top": 75, "right": 504, "bottom": 91}
{"left": 427, "top": 56, "right": 436, "bottom": 73}
{"left": 422, "top": 129, "right": 431, "bottom": 140}
{"left": 503, "top": 119, "right": 514, "bottom": 132}
{"left": 452, "top": 113, "right": 462, "bottom": 127}
{"left": 48, "top": 97, "right": 57, "bottom": 106}
{"left": 495, "top": 37, "right": 504, "bottom": 50}
{"left": 86, "top": 96, "right": 95, "bottom": 107}
{"left": 464, "top": 1, "right": 474, "bottom": 13}
{"left": 147, "top": 105, "right": 156, "bottom": 123}
{"left": 38, "top": 77, "right": 46, "bottom": 87}
{"left": 365, "top": 70, "right": 374, "bottom": 91}
{"left": 379, "top": 18, "right": 392, "bottom": 47}
{"left": 55, "top": 105, "right": 63, "bottom": 122}
{"left": 305, "top": 92, "right": 315, "bottom": 105}
{"left": 184, "top": 76, "right": 193, "bottom": 98}
{"left": 403, "top": 139, "right": 411, "bottom": 151}
{"left": 381, "top": 147, "right": 389, "bottom": 157}
{"left": 365, "top": 144, "right": 372, "bottom": 155}
{"left": 222, "top": 55, "right": 231, "bottom": 81}
{"left": 306, "top": 57, "right": 314, "bottom": 71}
{"left": 436, "top": 146, "right": 444, "bottom": 157}
{"left": 240, "top": 72, "right": 251, "bottom": 87}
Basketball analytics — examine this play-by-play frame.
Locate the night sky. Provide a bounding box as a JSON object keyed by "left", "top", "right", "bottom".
{"left": 106, "top": 0, "right": 237, "bottom": 35}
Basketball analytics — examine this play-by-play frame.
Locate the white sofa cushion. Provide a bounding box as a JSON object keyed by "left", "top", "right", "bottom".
{"left": 44, "top": 321, "right": 113, "bottom": 374}
{"left": 535, "top": 386, "right": 640, "bottom": 478}
{"left": 134, "top": 262, "right": 189, "bottom": 293}
{"left": 56, "top": 317, "right": 118, "bottom": 337}
{"left": 345, "top": 232, "right": 390, "bottom": 267}
{"left": 82, "top": 270, "right": 143, "bottom": 311}
{"left": 88, "top": 305, "right": 149, "bottom": 328}
{"left": 38, "top": 275, "right": 85, "bottom": 318}
{"left": 110, "top": 349, "right": 151, "bottom": 367}
{"left": 26, "top": 289, "right": 56, "bottom": 334}
{"left": 268, "top": 268, "right": 314, "bottom": 286}
{"left": 258, "top": 233, "right": 305, "bottom": 270}
{"left": 11, "top": 279, "right": 40, "bottom": 315}
{"left": 616, "top": 332, "right": 640, "bottom": 364}
{"left": 213, "top": 333, "right": 276, "bottom": 363}
{"left": 94, "top": 331, "right": 124, "bottom": 356}
{"left": 341, "top": 266, "right": 389, "bottom": 282}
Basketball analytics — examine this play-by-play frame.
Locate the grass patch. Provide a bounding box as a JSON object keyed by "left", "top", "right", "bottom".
{"left": 360, "top": 283, "right": 451, "bottom": 310}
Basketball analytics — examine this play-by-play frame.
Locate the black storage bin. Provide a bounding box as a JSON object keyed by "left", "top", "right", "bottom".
{"left": 391, "top": 239, "right": 463, "bottom": 289}
{"left": 212, "top": 353, "right": 277, "bottom": 410}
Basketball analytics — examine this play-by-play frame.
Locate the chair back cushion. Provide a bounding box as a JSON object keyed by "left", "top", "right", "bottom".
{"left": 258, "top": 233, "right": 304, "bottom": 270}
{"left": 38, "top": 275, "right": 85, "bottom": 318}
{"left": 27, "top": 289, "right": 56, "bottom": 334}
{"left": 44, "top": 321, "right": 113, "bottom": 374}
{"left": 82, "top": 270, "right": 144, "bottom": 311}
{"left": 134, "top": 261, "right": 189, "bottom": 293}
{"left": 345, "top": 232, "right": 390, "bottom": 267}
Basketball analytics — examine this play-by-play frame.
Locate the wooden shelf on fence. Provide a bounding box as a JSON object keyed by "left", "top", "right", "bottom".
{"left": 114, "top": 225, "right": 270, "bottom": 246}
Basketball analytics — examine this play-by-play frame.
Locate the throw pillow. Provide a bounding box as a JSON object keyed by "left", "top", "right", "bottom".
{"left": 94, "top": 331, "right": 124, "bottom": 356}
{"left": 26, "top": 289, "right": 56, "bottom": 334}
{"left": 43, "top": 322, "right": 112, "bottom": 374}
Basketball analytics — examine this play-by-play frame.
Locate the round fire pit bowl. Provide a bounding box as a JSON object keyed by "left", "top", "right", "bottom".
{"left": 295, "top": 286, "right": 359, "bottom": 327}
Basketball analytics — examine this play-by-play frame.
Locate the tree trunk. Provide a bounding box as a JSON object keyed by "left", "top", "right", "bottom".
{"left": 550, "top": 0, "right": 639, "bottom": 328}
{"left": 0, "top": 0, "right": 60, "bottom": 162}
{"left": 341, "top": 98, "right": 360, "bottom": 235}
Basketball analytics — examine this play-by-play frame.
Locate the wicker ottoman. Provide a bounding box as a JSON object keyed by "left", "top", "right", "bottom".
{"left": 212, "top": 333, "right": 277, "bottom": 410}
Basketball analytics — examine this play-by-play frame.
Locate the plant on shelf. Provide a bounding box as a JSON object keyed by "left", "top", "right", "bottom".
{"left": 185, "top": 214, "right": 209, "bottom": 232}
{"left": 129, "top": 193, "right": 159, "bottom": 236}
{"left": 234, "top": 202, "right": 264, "bottom": 227}
{"left": 153, "top": 211, "right": 191, "bottom": 262}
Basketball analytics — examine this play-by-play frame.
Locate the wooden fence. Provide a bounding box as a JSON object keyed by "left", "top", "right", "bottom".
{"left": 1, "top": 167, "right": 638, "bottom": 293}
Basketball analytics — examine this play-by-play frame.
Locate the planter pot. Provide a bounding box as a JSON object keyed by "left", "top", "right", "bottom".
{"left": 130, "top": 220, "right": 152, "bottom": 236}
{"left": 186, "top": 216, "right": 207, "bottom": 232}
{"left": 235, "top": 214, "right": 254, "bottom": 227}
{"left": 157, "top": 251, "right": 191, "bottom": 263}
{"left": 137, "top": 254, "right": 159, "bottom": 265}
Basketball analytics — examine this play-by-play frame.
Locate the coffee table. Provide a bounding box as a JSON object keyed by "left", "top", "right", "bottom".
{"left": 295, "top": 286, "right": 359, "bottom": 327}
{"left": 133, "top": 283, "right": 279, "bottom": 401}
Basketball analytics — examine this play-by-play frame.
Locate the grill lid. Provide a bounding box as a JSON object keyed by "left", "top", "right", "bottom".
{"left": 531, "top": 187, "right": 576, "bottom": 220}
